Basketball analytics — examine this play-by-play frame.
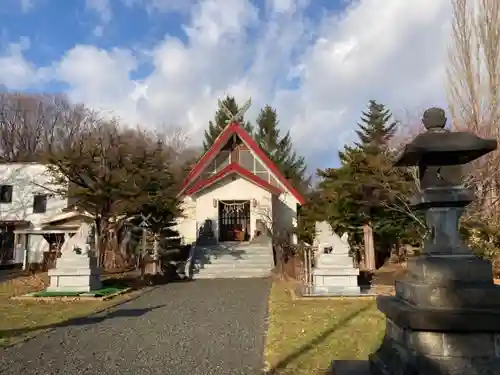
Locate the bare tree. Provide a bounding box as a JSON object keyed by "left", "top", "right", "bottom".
{"left": 152, "top": 125, "right": 202, "bottom": 181}
{"left": 0, "top": 92, "right": 90, "bottom": 162}
{"left": 446, "top": 0, "right": 500, "bottom": 221}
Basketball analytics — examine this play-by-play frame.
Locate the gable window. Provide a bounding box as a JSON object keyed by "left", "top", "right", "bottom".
{"left": 33, "top": 194, "right": 48, "bottom": 214}
{"left": 239, "top": 149, "right": 254, "bottom": 171}
{"left": 237, "top": 148, "right": 273, "bottom": 183}
{"left": 0, "top": 185, "right": 13, "bottom": 203}
{"left": 204, "top": 150, "right": 230, "bottom": 178}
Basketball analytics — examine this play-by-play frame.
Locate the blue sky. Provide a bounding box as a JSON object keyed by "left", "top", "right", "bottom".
{"left": 0, "top": 0, "right": 451, "bottom": 171}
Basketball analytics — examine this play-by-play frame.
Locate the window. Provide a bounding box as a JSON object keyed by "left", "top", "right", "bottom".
{"left": 214, "top": 150, "right": 230, "bottom": 172}
{"left": 0, "top": 185, "right": 13, "bottom": 203}
{"left": 270, "top": 175, "right": 280, "bottom": 188}
{"left": 33, "top": 194, "right": 48, "bottom": 214}
{"left": 256, "top": 171, "right": 270, "bottom": 182}
{"left": 255, "top": 159, "right": 266, "bottom": 172}
{"left": 239, "top": 149, "right": 254, "bottom": 171}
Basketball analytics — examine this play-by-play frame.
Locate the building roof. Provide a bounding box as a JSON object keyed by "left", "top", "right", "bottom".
{"left": 184, "top": 163, "right": 283, "bottom": 196}
{"left": 180, "top": 122, "right": 305, "bottom": 204}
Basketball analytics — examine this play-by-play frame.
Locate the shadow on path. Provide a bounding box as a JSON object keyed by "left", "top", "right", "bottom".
{"left": 264, "top": 303, "right": 374, "bottom": 375}
{"left": 0, "top": 305, "right": 165, "bottom": 340}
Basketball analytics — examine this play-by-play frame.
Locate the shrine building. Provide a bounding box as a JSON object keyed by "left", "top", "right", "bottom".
{"left": 174, "top": 122, "right": 305, "bottom": 245}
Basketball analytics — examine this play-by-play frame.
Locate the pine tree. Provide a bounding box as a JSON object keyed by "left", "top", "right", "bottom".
{"left": 312, "top": 100, "right": 421, "bottom": 261}
{"left": 355, "top": 100, "right": 397, "bottom": 154}
{"left": 254, "top": 105, "right": 309, "bottom": 193}
{"left": 202, "top": 96, "right": 253, "bottom": 151}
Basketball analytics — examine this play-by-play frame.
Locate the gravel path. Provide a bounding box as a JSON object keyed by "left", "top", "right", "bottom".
{"left": 0, "top": 278, "right": 271, "bottom": 375}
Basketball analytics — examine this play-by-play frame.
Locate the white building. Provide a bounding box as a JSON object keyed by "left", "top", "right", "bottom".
{"left": 0, "top": 163, "right": 85, "bottom": 268}
{"left": 174, "top": 122, "right": 305, "bottom": 245}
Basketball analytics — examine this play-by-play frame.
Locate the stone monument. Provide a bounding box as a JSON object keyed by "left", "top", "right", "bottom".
{"left": 311, "top": 221, "right": 360, "bottom": 295}
{"left": 334, "top": 107, "right": 499, "bottom": 374}
{"left": 47, "top": 222, "right": 102, "bottom": 292}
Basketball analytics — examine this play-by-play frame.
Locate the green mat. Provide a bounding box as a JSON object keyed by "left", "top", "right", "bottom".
{"left": 31, "top": 287, "right": 125, "bottom": 298}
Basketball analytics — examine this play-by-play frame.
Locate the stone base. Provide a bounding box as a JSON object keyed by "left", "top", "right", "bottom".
{"left": 316, "top": 253, "right": 357, "bottom": 268}
{"left": 47, "top": 271, "right": 101, "bottom": 292}
{"left": 48, "top": 256, "right": 101, "bottom": 292}
{"left": 370, "top": 330, "right": 500, "bottom": 375}
{"left": 313, "top": 267, "right": 359, "bottom": 285}
{"left": 310, "top": 285, "right": 362, "bottom": 296}
{"left": 368, "top": 255, "right": 500, "bottom": 375}
{"left": 331, "top": 360, "right": 369, "bottom": 375}
{"left": 313, "top": 268, "right": 360, "bottom": 276}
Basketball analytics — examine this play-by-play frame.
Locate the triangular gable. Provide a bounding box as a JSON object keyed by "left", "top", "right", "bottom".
{"left": 184, "top": 163, "right": 282, "bottom": 196}
{"left": 180, "top": 122, "right": 305, "bottom": 204}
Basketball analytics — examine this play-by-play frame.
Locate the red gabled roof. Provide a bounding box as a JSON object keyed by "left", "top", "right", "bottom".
{"left": 184, "top": 163, "right": 283, "bottom": 196}
{"left": 180, "top": 122, "right": 305, "bottom": 204}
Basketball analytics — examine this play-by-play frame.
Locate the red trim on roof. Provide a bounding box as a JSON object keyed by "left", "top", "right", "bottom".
{"left": 184, "top": 163, "right": 283, "bottom": 196}
{"left": 181, "top": 122, "right": 305, "bottom": 204}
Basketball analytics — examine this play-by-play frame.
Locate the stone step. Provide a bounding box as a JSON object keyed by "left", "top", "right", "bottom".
{"left": 196, "top": 245, "right": 272, "bottom": 252}
{"left": 196, "top": 265, "right": 272, "bottom": 271}
{"left": 197, "top": 263, "right": 274, "bottom": 270}
{"left": 307, "top": 285, "right": 362, "bottom": 296}
{"left": 313, "top": 268, "right": 360, "bottom": 276}
{"left": 194, "top": 269, "right": 272, "bottom": 279}
{"left": 198, "top": 248, "right": 272, "bottom": 255}
{"left": 316, "top": 257, "right": 355, "bottom": 268}
{"left": 198, "top": 255, "right": 273, "bottom": 262}
{"left": 197, "top": 253, "right": 273, "bottom": 260}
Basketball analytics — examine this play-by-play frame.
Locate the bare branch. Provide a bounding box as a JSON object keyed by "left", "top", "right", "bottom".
{"left": 446, "top": 0, "right": 500, "bottom": 224}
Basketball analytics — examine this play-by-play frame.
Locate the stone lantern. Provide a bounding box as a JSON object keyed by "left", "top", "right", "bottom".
{"left": 335, "top": 107, "right": 500, "bottom": 374}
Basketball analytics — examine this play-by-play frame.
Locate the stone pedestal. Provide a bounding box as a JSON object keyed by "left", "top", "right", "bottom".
{"left": 368, "top": 254, "right": 500, "bottom": 375}
{"left": 312, "top": 250, "right": 360, "bottom": 295}
{"left": 47, "top": 253, "right": 101, "bottom": 292}
{"left": 47, "top": 223, "right": 101, "bottom": 293}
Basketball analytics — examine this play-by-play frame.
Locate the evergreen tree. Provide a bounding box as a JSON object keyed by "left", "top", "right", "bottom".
{"left": 354, "top": 100, "right": 397, "bottom": 154}
{"left": 254, "top": 105, "right": 310, "bottom": 193}
{"left": 203, "top": 96, "right": 253, "bottom": 151}
{"left": 312, "top": 100, "right": 421, "bottom": 261}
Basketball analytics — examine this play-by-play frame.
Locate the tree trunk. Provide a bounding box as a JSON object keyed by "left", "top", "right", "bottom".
{"left": 363, "top": 223, "right": 376, "bottom": 271}
{"left": 153, "top": 234, "right": 159, "bottom": 275}
{"left": 140, "top": 227, "right": 147, "bottom": 280}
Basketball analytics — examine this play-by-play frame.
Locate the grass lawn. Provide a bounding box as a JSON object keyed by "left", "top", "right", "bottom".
{"left": 0, "top": 272, "right": 142, "bottom": 347}
{"left": 264, "top": 280, "right": 385, "bottom": 375}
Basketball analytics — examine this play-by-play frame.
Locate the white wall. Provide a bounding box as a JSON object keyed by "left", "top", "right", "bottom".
{"left": 175, "top": 176, "right": 275, "bottom": 243}
{"left": 0, "top": 163, "right": 70, "bottom": 264}
{"left": 272, "top": 192, "right": 299, "bottom": 244}
{"left": 174, "top": 196, "right": 197, "bottom": 244}
{"left": 28, "top": 234, "right": 47, "bottom": 263}
{"left": 0, "top": 163, "right": 69, "bottom": 227}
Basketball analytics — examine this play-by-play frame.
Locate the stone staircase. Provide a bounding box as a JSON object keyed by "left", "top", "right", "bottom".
{"left": 192, "top": 241, "right": 274, "bottom": 279}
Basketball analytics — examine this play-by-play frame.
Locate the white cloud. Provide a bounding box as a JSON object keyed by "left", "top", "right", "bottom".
{"left": 20, "top": 0, "right": 37, "bottom": 12}
{"left": 280, "top": 0, "right": 452, "bottom": 161}
{"left": 122, "top": 0, "right": 197, "bottom": 14}
{"left": 55, "top": 45, "right": 140, "bottom": 121}
{"left": 2, "top": 0, "right": 453, "bottom": 169}
{"left": 0, "top": 37, "right": 51, "bottom": 89}
{"left": 85, "top": 0, "right": 112, "bottom": 36}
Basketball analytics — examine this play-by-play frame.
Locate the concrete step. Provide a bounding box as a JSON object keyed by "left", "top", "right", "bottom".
{"left": 197, "top": 256, "right": 273, "bottom": 264}
{"left": 197, "top": 253, "right": 273, "bottom": 261}
{"left": 197, "top": 263, "right": 273, "bottom": 270}
{"left": 193, "top": 244, "right": 274, "bottom": 279}
{"left": 196, "top": 261, "right": 274, "bottom": 268}
{"left": 194, "top": 269, "right": 272, "bottom": 279}
{"left": 198, "top": 249, "right": 272, "bottom": 256}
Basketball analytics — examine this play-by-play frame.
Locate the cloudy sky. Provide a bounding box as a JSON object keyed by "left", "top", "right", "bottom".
{"left": 1, "top": 0, "right": 452, "bottom": 171}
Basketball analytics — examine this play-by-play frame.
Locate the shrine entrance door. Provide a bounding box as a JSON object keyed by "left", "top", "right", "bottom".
{"left": 218, "top": 200, "right": 250, "bottom": 242}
